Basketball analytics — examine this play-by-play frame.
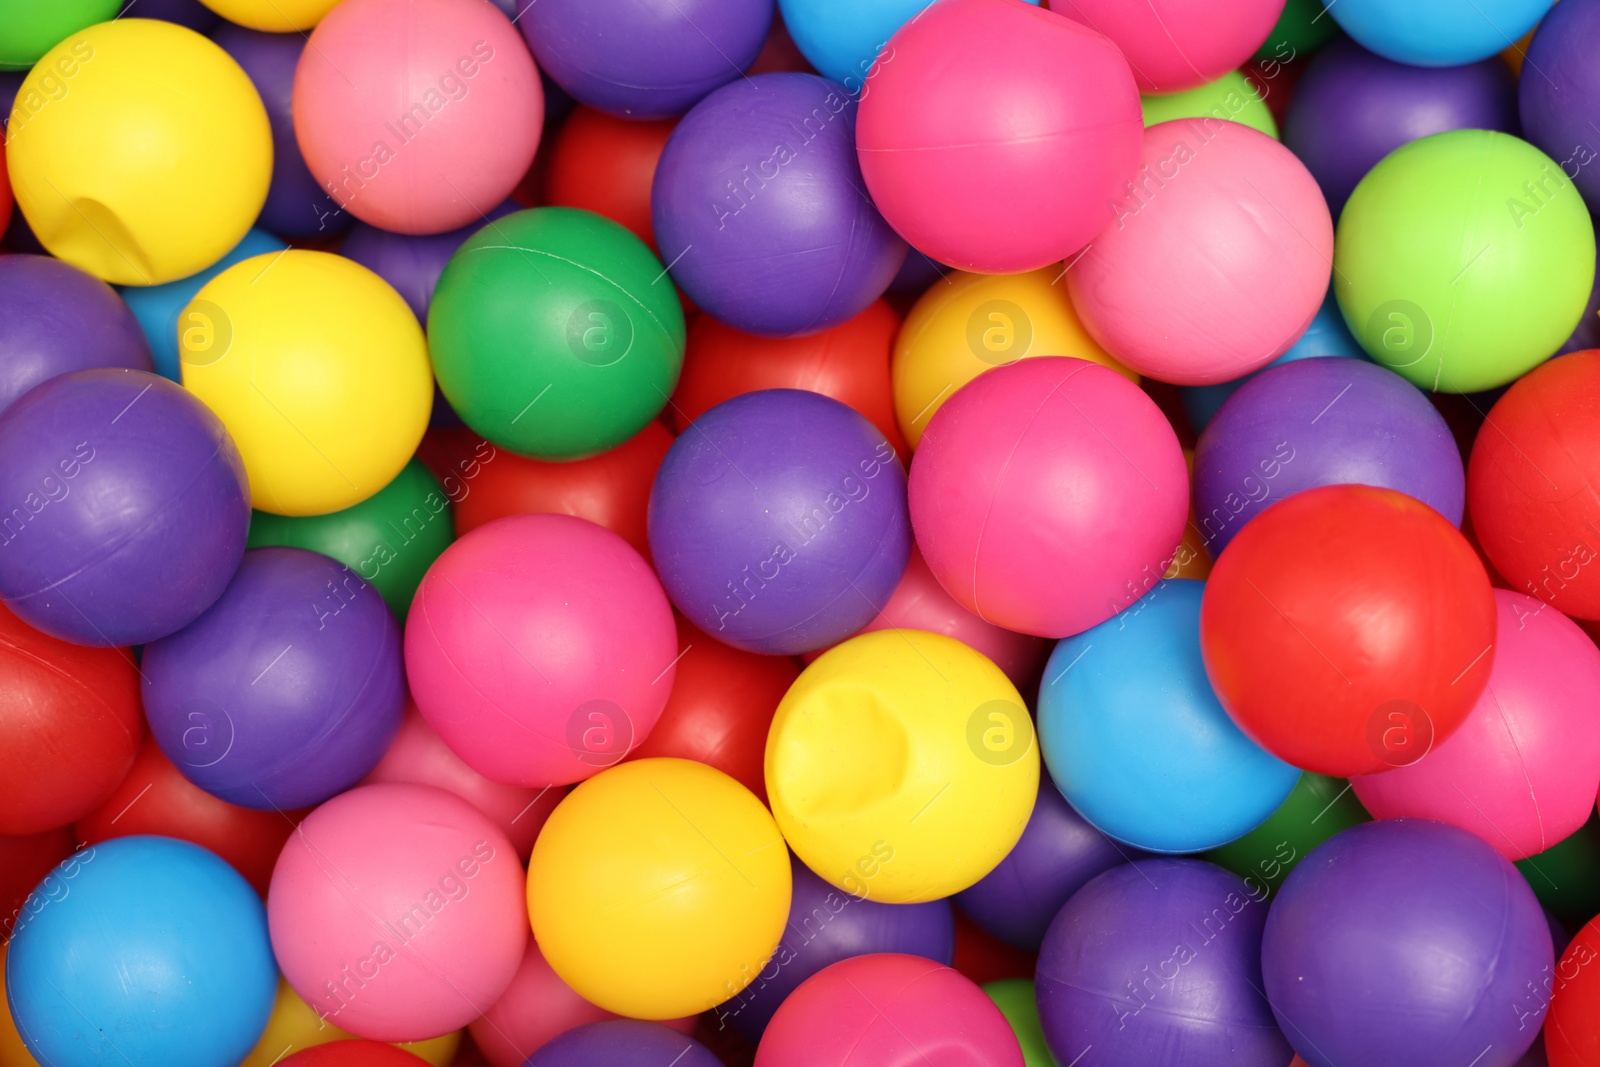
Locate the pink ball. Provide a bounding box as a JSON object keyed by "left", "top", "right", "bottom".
{"left": 1352, "top": 590, "right": 1600, "bottom": 860}
{"left": 1067, "top": 119, "right": 1332, "bottom": 386}
{"left": 293, "top": 0, "right": 543, "bottom": 235}
{"left": 1051, "top": 0, "right": 1287, "bottom": 93}
{"left": 405, "top": 513, "right": 678, "bottom": 788}
{"left": 362, "top": 702, "right": 567, "bottom": 859}
{"left": 754, "top": 953, "right": 1023, "bottom": 1067}
{"left": 267, "top": 783, "right": 527, "bottom": 1041}
{"left": 856, "top": 0, "right": 1141, "bottom": 274}
{"left": 909, "top": 357, "right": 1189, "bottom": 639}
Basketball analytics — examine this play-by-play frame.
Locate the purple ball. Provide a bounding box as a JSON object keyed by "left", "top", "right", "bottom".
{"left": 1284, "top": 37, "right": 1519, "bottom": 216}
{"left": 653, "top": 73, "right": 907, "bottom": 337}
{"left": 142, "top": 547, "right": 404, "bottom": 810}
{"left": 1521, "top": 0, "right": 1600, "bottom": 213}
{"left": 1263, "top": 819, "right": 1553, "bottom": 1067}
{"left": 518, "top": 0, "right": 773, "bottom": 119}
{"left": 0, "top": 255, "right": 154, "bottom": 417}
{"left": 527, "top": 1020, "right": 721, "bottom": 1067}
{"left": 1036, "top": 858, "right": 1289, "bottom": 1067}
{"left": 720, "top": 855, "right": 955, "bottom": 1040}
{"left": 955, "top": 775, "right": 1133, "bottom": 951}
{"left": 1193, "top": 357, "right": 1464, "bottom": 556}
{"left": 212, "top": 25, "right": 351, "bottom": 239}
{"left": 648, "top": 388, "right": 911, "bottom": 655}
{"left": 342, "top": 200, "right": 518, "bottom": 321}
{"left": 0, "top": 369, "right": 248, "bottom": 647}
{"left": 118, "top": 0, "right": 221, "bottom": 32}
{"left": 1559, "top": 241, "right": 1600, "bottom": 356}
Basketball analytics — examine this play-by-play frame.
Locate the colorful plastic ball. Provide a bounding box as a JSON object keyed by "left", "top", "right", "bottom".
{"left": 856, "top": 0, "right": 1142, "bottom": 274}
{"left": 406, "top": 512, "right": 677, "bottom": 787}
{"left": 1255, "top": 0, "right": 1339, "bottom": 59}
{"left": 0, "top": 0, "right": 119, "bottom": 69}
{"left": 0, "top": 604, "right": 139, "bottom": 835}
{"left": 1521, "top": 0, "right": 1600, "bottom": 214}
{"left": 118, "top": 228, "right": 286, "bottom": 382}
{"left": 339, "top": 201, "right": 517, "bottom": 323}
{"left": 675, "top": 299, "right": 908, "bottom": 455}
{"left": 6, "top": 20, "right": 271, "bottom": 284}
{"left": 247, "top": 458, "right": 454, "bottom": 619}
{"left": 1203, "top": 772, "right": 1371, "bottom": 899}
{"left": 7, "top": 837, "right": 277, "bottom": 1067}
{"left": 1142, "top": 70, "right": 1279, "bottom": 137}
{"left": 1336, "top": 130, "right": 1595, "bottom": 393}
{"left": 294, "top": 0, "right": 542, "bottom": 235}
{"left": 527, "top": 758, "right": 792, "bottom": 1020}
{"left": 1285, "top": 38, "right": 1519, "bottom": 218}
{"left": 909, "top": 357, "right": 1188, "bottom": 639}
{"left": 528, "top": 1021, "right": 719, "bottom": 1067}
{"left": 1548, "top": 914, "right": 1600, "bottom": 1067}
{"left": 1036, "top": 858, "right": 1287, "bottom": 1066}
{"left": 1201, "top": 484, "right": 1496, "bottom": 777}
{"left": 142, "top": 547, "right": 405, "bottom": 810}
{"left": 755, "top": 953, "right": 1023, "bottom": 1067}
{"left": 954, "top": 773, "right": 1132, "bottom": 951}
{"left": 429, "top": 207, "right": 684, "bottom": 460}
{"left": 181, "top": 249, "right": 432, "bottom": 516}
{"left": 1325, "top": 0, "right": 1553, "bottom": 66}
{"left": 277, "top": 1044, "right": 428, "bottom": 1067}
{"left": 468, "top": 939, "right": 617, "bottom": 1067}
{"left": 545, "top": 107, "right": 675, "bottom": 250}
{"left": 1263, "top": 819, "right": 1553, "bottom": 1067}
{"left": 517, "top": 0, "right": 772, "bottom": 119}
{"left": 199, "top": 0, "right": 340, "bottom": 32}
{"left": 891, "top": 267, "right": 1133, "bottom": 449}
{"left": 1517, "top": 816, "right": 1600, "bottom": 931}
{"left": 0, "top": 827, "right": 74, "bottom": 942}
{"left": 1352, "top": 591, "right": 1600, "bottom": 860}
{"left": 1054, "top": 0, "right": 1286, "bottom": 93}
{"left": 950, "top": 908, "right": 1037, "bottom": 988}
{"left": 1067, "top": 118, "right": 1332, "bottom": 386}
{"left": 653, "top": 73, "right": 905, "bottom": 337}
{"left": 981, "top": 979, "right": 1055, "bottom": 1067}
{"left": 0, "top": 368, "right": 249, "bottom": 646}
{"left": 649, "top": 389, "right": 911, "bottom": 655}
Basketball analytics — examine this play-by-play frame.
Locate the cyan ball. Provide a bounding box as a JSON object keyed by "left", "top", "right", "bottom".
{"left": 1326, "top": 0, "right": 1554, "bottom": 66}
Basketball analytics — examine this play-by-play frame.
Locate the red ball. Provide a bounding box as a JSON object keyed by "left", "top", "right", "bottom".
{"left": 76, "top": 736, "right": 299, "bottom": 895}
{"left": 1469, "top": 350, "right": 1600, "bottom": 620}
{"left": 544, "top": 107, "right": 675, "bottom": 251}
{"left": 0, "top": 826, "right": 74, "bottom": 943}
{"left": 1547, "top": 914, "right": 1600, "bottom": 1067}
{"left": 278, "top": 1041, "right": 428, "bottom": 1066}
{"left": 1200, "top": 484, "right": 1497, "bottom": 777}
{"left": 0, "top": 603, "right": 142, "bottom": 834}
{"left": 672, "top": 300, "right": 909, "bottom": 457}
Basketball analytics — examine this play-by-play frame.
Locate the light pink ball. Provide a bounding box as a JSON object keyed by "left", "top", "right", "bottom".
{"left": 1067, "top": 119, "right": 1332, "bottom": 386}
{"left": 1052, "top": 0, "right": 1287, "bottom": 93}
{"left": 908, "top": 357, "right": 1189, "bottom": 639}
{"left": 267, "top": 783, "right": 527, "bottom": 1041}
{"left": 1353, "top": 590, "right": 1600, "bottom": 860}
{"left": 293, "top": 0, "right": 543, "bottom": 234}
{"left": 405, "top": 513, "right": 678, "bottom": 788}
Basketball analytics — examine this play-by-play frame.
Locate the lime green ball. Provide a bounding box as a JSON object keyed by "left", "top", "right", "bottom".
{"left": 1335, "top": 129, "right": 1596, "bottom": 393}
{"left": 428, "top": 207, "right": 685, "bottom": 460}
{"left": 1204, "top": 772, "right": 1370, "bottom": 900}
{"left": 1253, "top": 0, "right": 1338, "bottom": 62}
{"left": 0, "top": 0, "right": 119, "bottom": 70}
{"left": 1142, "top": 71, "right": 1279, "bottom": 140}
{"left": 1517, "top": 812, "right": 1600, "bottom": 930}
{"left": 982, "top": 979, "right": 1058, "bottom": 1067}
{"left": 246, "top": 458, "right": 454, "bottom": 618}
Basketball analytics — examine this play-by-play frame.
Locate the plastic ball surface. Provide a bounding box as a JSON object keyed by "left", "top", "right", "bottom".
{"left": 468, "top": 939, "right": 617, "bottom": 1067}
{"left": 526, "top": 758, "right": 792, "bottom": 1020}
{"left": 6, "top": 837, "right": 277, "bottom": 1067}
{"left": 6, "top": 20, "right": 272, "bottom": 284}
{"left": 0, "top": 0, "right": 119, "bottom": 69}
{"left": 199, "top": 0, "right": 340, "bottom": 31}
{"left": 338, "top": 200, "right": 516, "bottom": 322}
{"left": 1203, "top": 771, "right": 1372, "bottom": 900}
{"left": 1054, "top": 0, "right": 1287, "bottom": 93}
{"left": 526, "top": 1021, "right": 720, "bottom": 1067}
{"left": 276, "top": 1042, "right": 430, "bottom": 1066}
{"left": 545, "top": 108, "right": 675, "bottom": 249}
{"left": 1325, "top": 0, "right": 1554, "bottom": 66}
{"left": 1141, "top": 70, "right": 1280, "bottom": 138}
{"left": 1520, "top": 0, "right": 1600, "bottom": 213}
{"left": 1547, "top": 914, "right": 1600, "bottom": 1067}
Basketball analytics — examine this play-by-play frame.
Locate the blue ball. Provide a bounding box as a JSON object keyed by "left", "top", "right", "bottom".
{"left": 1036, "top": 579, "right": 1298, "bottom": 853}
{"left": 779, "top": 0, "right": 1041, "bottom": 86}
{"left": 1326, "top": 0, "right": 1554, "bottom": 66}
{"left": 6, "top": 836, "right": 276, "bottom": 1067}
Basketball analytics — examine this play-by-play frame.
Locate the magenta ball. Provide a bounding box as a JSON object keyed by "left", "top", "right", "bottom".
{"left": 405, "top": 513, "right": 678, "bottom": 787}
{"left": 1068, "top": 118, "right": 1333, "bottom": 386}
{"left": 1353, "top": 590, "right": 1600, "bottom": 860}
{"left": 268, "top": 782, "right": 528, "bottom": 1041}
{"left": 754, "top": 953, "right": 1022, "bottom": 1067}
{"left": 1052, "top": 0, "right": 1287, "bottom": 93}
{"left": 855, "top": 0, "right": 1142, "bottom": 274}
{"left": 908, "top": 357, "right": 1188, "bottom": 639}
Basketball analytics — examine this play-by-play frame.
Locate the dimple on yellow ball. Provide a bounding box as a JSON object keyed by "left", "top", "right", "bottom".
{"left": 5, "top": 19, "right": 271, "bottom": 285}
{"left": 765, "top": 629, "right": 1040, "bottom": 904}
{"left": 527, "top": 758, "right": 791, "bottom": 1021}
{"left": 198, "top": 0, "right": 342, "bottom": 32}
{"left": 180, "top": 251, "right": 432, "bottom": 516}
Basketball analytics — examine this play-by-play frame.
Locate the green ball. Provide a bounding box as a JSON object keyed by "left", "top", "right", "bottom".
{"left": 1203, "top": 772, "right": 1370, "bottom": 900}
{"left": 1517, "top": 812, "right": 1600, "bottom": 931}
{"left": 0, "top": 0, "right": 119, "bottom": 70}
{"left": 428, "top": 207, "right": 685, "bottom": 460}
{"left": 1252, "top": 0, "right": 1338, "bottom": 62}
{"left": 1142, "top": 71, "right": 1279, "bottom": 140}
{"left": 1335, "top": 129, "right": 1596, "bottom": 393}
{"left": 981, "top": 978, "right": 1058, "bottom": 1067}
{"left": 246, "top": 458, "right": 454, "bottom": 619}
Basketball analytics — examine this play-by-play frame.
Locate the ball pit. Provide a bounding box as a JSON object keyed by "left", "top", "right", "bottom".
{"left": 1204, "top": 771, "right": 1372, "bottom": 899}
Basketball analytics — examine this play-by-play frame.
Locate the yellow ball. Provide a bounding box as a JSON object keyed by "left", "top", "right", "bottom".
{"left": 240, "top": 979, "right": 460, "bottom": 1067}
{"left": 892, "top": 267, "right": 1135, "bottom": 449}
{"left": 765, "top": 629, "right": 1039, "bottom": 904}
{"left": 527, "top": 758, "right": 791, "bottom": 1020}
{"left": 5, "top": 20, "right": 271, "bottom": 285}
{"left": 199, "top": 0, "right": 341, "bottom": 32}
{"left": 181, "top": 251, "right": 433, "bottom": 516}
